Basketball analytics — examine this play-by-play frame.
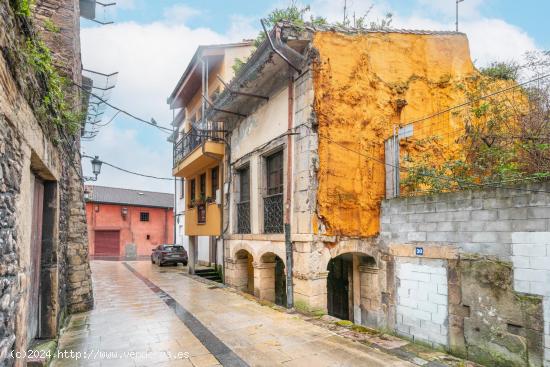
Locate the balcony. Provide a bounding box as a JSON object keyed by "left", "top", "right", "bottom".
{"left": 173, "top": 121, "right": 224, "bottom": 177}
{"left": 185, "top": 203, "right": 221, "bottom": 236}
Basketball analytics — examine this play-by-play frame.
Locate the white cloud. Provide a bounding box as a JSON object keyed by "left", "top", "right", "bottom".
{"left": 310, "top": 0, "right": 539, "bottom": 67}
{"left": 163, "top": 4, "right": 202, "bottom": 24}
{"left": 80, "top": 22, "right": 232, "bottom": 193}
{"left": 414, "top": 0, "right": 485, "bottom": 18}
{"left": 82, "top": 124, "right": 174, "bottom": 192}
{"left": 81, "top": 1, "right": 540, "bottom": 193}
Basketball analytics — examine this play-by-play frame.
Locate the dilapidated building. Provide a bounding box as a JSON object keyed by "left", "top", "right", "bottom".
{"left": 0, "top": 0, "right": 93, "bottom": 364}
{"left": 169, "top": 21, "right": 550, "bottom": 366}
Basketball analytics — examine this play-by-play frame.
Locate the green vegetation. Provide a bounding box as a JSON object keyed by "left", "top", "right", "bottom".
{"left": 43, "top": 19, "right": 60, "bottom": 33}
{"left": 11, "top": 0, "right": 33, "bottom": 17}
{"left": 24, "top": 39, "right": 83, "bottom": 134}
{"left": 293, "top": 299, "right": 325, "bottom": 317}
{"left": 9, "top": 0, "right": 83, "bottom": 134}
{"left": 402, "top": 57, "right": 550, "bottom": 195}
{"left": 232, "top": 1, "right": 393, "bottom": 75}
{"left": 335, "top": 320, "right": 353, "bottom": 327}
{"left": 481, "top": 61, "right": 519, "bottom": 81}
{"left": 233, "top": 2, "right": 327, "bottom": 74}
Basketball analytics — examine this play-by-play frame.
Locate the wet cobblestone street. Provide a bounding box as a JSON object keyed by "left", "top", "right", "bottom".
{"left": 52, "top": 261, "right": 413, "bottom": 366}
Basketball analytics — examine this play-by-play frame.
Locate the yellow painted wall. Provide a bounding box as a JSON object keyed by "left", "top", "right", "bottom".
{"left": 184, "top": 162, "right": 222, "bottom": 236}
{"left": 312, "top": 32, "right": 477, "bottom": 237}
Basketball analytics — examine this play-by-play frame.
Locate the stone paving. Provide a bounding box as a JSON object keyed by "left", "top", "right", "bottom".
{"left": 53, "top": 260, "right": 414, "bottom": 366}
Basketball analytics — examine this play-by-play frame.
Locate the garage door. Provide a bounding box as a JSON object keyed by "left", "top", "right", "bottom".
{"left": 94, "top": 230, "right": 120, "bottom": 256}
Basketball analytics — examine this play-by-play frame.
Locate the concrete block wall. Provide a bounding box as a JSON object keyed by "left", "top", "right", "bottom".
{"left": 381, "top": 182, "right": 550, "bottom": 260}
{"left": 395, "top": 258, "right": 448, "bottom": 348}
{"left": 511, "top": 232, "right": 550, "bottom": 366}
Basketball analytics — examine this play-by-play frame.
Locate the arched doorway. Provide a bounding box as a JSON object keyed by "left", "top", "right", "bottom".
{"left": 326, "top": 253, "right": 378, "bottom": 324}
{"left": 327, "top": 253, "right": 352, "bottom": 320}
{"left": 258, "top": 253, "right": 287, "bottom": 307}
{"left": 234, "top": 249, "right": 254, "bottom": 295}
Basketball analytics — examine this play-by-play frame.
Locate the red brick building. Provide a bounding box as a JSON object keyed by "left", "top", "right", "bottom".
{"left": 85, "top": 185, "right": 174, "bottom": 258}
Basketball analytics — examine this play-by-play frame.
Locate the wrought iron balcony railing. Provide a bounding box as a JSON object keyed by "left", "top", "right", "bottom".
{"left": 173, "top": 121, "right": 224, "bottom": 167}
{"left": 263, "top": 193, "right": 283, "bottom": 234}
{"left": 237, "top": 201, "right": 251, "bottom": 234}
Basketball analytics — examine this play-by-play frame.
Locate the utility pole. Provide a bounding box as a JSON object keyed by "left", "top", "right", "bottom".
{"left": 456, "top": 0, "right": 464, "bottom": 32}
{"left": 343, "top": 0, "right": 347, "bottom": 26}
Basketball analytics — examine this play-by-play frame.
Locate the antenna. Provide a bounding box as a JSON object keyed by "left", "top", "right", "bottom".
{"left": 343, "top": 0, "right": 347, "bottom": 26}
{"left": 456, "top": 0, "right": 465, "bottom": 32}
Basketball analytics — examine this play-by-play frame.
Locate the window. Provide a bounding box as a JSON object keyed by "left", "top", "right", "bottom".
{"left": 237, "top": 166, "right": 250, "bottom": 234}
{"left": 197, "top": 204, "right": 206, "bottom": 224}
{"left": 140, "top": 212, "right": 150, "bottom": 222}
{"left": 190, "top": 179, "right": 196, "bottom": 204}
{"left": 180, "top": 179, "right": 184, "bottom": 199}
{"left": 266, "top": 151, "right": 284, "bottom": 196}
{"left": 211, "top": 166, "right": 219, "bottom": 198}
{"left": 264, "top": 151, "right": 284, "bottom": 233}
{"left": 200, "top": 173, "right": 206, "bottom": 199}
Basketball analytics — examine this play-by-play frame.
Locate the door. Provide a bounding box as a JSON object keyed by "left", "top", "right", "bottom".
{"left": 28, "top": 177, "right": 44, "bottom": 341}
{"left": 94, "top": 230, "right": 120, "bottom": 256}
{"left": 327, "top": 255, "right": 352, "bottom": 320}
{"left": 274, "top": 256, "right": 287, "bottom": 307}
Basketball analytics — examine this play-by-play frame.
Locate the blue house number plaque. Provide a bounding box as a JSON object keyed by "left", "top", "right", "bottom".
{"left": 415, "top": 247, "right": 424, "bottom": 256}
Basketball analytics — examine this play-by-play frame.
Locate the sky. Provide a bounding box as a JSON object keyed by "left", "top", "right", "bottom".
{"left": 80, "top": 0, "right": 549, "bottom": 193}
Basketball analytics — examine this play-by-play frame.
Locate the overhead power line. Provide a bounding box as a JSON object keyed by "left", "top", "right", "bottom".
{"left": 82, "top": 155, "right": 174, "bottom": 181}
{"left": 403, "top": 73, "right": 550, "bottom": 129}
{"left": 73, "top": 82, "right": 173, "bottom": 133}
{"left": 315, "top": 130, "right": 550, "bottom": 194}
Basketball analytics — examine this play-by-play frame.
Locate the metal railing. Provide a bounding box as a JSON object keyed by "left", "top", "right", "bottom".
{"left": 237, "top": 201, "right": 251, "bottom": 234}
{"left": 263, "top": 194, "right": 283, "bottom": 233}
{"left": 173, "top": 121, "right": 224, "bottom": 167}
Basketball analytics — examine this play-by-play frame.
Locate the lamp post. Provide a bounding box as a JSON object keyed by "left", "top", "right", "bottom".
{"left": 83, "top": 155, "right": 103, "bottom": 181}
{"left": 456, "top": 0, "right": 464, "bottom": 32}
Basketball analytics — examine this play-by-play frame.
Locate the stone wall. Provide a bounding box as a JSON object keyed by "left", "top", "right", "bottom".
{"left": 0, "top": 115, "right": 24, "bottom": 361}
{"left": 381, "top": 183, "right": 550, "bottom": 366}
{"left": 0, "top": 0, "right": 93, "bottom": 364}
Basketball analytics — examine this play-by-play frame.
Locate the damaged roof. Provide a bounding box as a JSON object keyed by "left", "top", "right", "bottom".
{"left": 206, "top": 21, "right": 464, "bottom": 124}
{"left": 85, "top": 185, "right": 174, "bottom": 208}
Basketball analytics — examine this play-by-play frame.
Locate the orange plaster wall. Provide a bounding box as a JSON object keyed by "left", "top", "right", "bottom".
{"left": 312, "top": 31, "right": 477, "bottom": 237}
{"left": 86, "top": 203, "right": 174, "bottom": 256}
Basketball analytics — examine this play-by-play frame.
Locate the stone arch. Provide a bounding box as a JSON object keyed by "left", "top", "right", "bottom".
{"left": 257, "top": 252, "right": 287, "bottom": 306}
{"left": 231, "top": 242, "right": 257, "bottom": 262}
{"left": 320, "top": 240, "right": 379, "bottom": 273}
{"left": 228, "top": 248, "right": 254, "bottom": 295}
{"left": 322, "top": 241, "right": 383, "bottom": 328}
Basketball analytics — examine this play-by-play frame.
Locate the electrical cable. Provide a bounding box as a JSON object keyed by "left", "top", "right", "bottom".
{"left": 82, "top": 155, "right": 174, "bottom": 181}
{"left": 310, "top": 127, "right": 550, "bottom": 194}
{"left": 73, "top": 82, "right": 173, "bottom": 133}
{"left": 402, "top": 73, "right": 550, "bottom": 132}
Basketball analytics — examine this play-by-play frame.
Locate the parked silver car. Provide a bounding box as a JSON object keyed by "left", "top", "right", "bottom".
{"left": 151, "top": 244, "right": 188, "bottom": 266}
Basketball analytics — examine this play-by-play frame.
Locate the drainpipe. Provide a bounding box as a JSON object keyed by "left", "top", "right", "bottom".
{"left": 285, "top": 69, "right": 294, "bottom": 309}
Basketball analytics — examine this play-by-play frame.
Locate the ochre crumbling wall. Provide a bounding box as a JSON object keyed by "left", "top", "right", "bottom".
{"left": 312, "top": 32, "right": 476, "bottom": 236}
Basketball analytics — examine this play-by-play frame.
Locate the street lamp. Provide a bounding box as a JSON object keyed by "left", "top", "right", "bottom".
{"left": 84, "top": 155, "right": 103, "bottom": 181}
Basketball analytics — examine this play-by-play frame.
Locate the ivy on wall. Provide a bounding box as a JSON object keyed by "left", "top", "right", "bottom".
{"left": 9, "top": 0, "right": 84, "bottom": 135}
